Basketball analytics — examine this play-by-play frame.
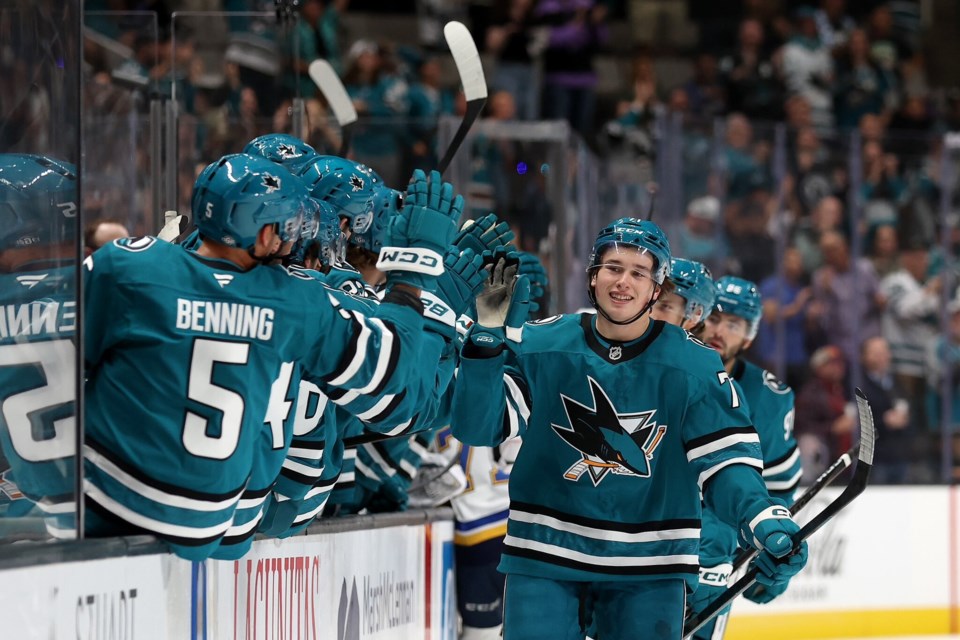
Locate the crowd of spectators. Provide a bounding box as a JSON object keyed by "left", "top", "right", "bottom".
{"left": 76, "top": 0, "right": 960, "bottom": 484}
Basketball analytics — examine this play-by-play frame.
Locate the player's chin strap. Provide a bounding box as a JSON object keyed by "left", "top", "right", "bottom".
{"left": 586, "top": 269, "right": 661, "bottom": 326}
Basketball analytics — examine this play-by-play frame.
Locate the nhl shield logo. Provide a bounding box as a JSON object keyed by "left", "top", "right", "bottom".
{"left": 609, "top": 346, "right": 622, "bottom": 361}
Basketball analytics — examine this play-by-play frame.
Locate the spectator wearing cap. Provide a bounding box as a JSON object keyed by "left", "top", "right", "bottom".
{"left": 809, "top": 230, "right": 884, "bottom": 366}
{"left": 671, "top": 196, "right": 729, "bottom": 277}
{"left": 780, "top": 5, "right": 834, "bottom": 132}
{"left": 795, "top": 344, "right": 856, "bottom": 481}
{"left": 859, "top": 336, "right": 913, "bottom": 484}
{"left": 879, "top": 234, "right": 941, "bottom": 431}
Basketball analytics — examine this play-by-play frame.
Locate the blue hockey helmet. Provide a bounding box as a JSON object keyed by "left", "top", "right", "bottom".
{"left": 243, "top": 133, "right": 319, "bottom": 175}
{"left": 192, "top": 153, "right": 309, "bottom": 251}
{"left": 668, "top": 258, "right": 716, "bottom": 323}
{"left": 351, "top": 184, "right": 402, "bottom": 254}
{"left": 588, "top": 217, "right": 671, "bottom": 285}
{"left": 295, "top": 155, "right": 381, "bottom": 236}
{"left": 713, "top": 275, "right": 763, "bottom": 339}
{"left": 0, "top": 154, "right": 78, "bottom": 251}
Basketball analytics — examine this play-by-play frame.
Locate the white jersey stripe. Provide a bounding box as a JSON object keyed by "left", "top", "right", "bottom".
{"left": 282, "top": 458, "right": 324, "bottom": 478}
{"left": 355, "top": 393, "right": 397, "bottom": 421}
{"left": 503, "top": 374, "right": 531, "bottom": 422}
{"left": 287, "top": 446, "right": 324, "bottom": 460}
{"left": 763, "top": 448, "right": 801, "bottom": 476}
{"left": 510, "top": 509, "right": 700, "bottom": 544}
{"left": 84, "top": 445, "right": 243, "bottom": 511}
{"left": 697, "top": 457, "right": 764, "bottom": 490}
{"left": 765, "top": 468, "right": 803, "bottom": 491}
{"left": 225, "top": 509, "right": 264, "bottom": 537}
{"left": 686, "top": 433, "right": 760, "bottom": 462}
{"left": 327, "top": 311, "right": 373, "bottom": 386}
{"left": 353, "top": 317, "right": 394, "bottom": 394}
{"left": 84, "top": 480, "right": 233, "bottom": 539}
{"left": 504, "top": 535, "right": 698, "bottom": 568}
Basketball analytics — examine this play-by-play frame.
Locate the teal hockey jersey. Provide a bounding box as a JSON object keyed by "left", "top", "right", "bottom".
{"left": 83, "top": 237, "right": 425, "bottom": 560}
{"left": 699, "top": 359, "right": 800, "bottom": 569}
{"left": 452, "top": 314, "right": 773, "bottom": 588}
{"left": 0, "top": 262, "right": 77, "bottom": 537}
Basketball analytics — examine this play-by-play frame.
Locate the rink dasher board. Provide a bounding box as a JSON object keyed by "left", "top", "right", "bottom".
{"left": 0, "top": 517, "right": 456, "bottom": 640}
{"left": 725, "top": 485, "right": 960, "bottom": 639}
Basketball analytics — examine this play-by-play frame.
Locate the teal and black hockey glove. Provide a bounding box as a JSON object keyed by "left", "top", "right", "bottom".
{"left": 422, "top": 248, "right": 485, "bottom": 340}
{"left": 453, "top": 212, "right": 515, "bottom": 255}
{"left": 378, "top": 169, "right": 462, "bottom": 292}
{"left": 741, "top": 503, "right": 809, "bottom": 587}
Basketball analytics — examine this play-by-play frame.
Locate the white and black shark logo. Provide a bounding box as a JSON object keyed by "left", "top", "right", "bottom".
{"left": 349, "top": 175, "right": 364, "bottom": 192}
{"left": 551, "top": 376, "right": 667, "bottom": 486}
{"left": 262, "top": 173, "right": 281, "bottom": 194}
{"left": 276, "top": 142, "right": 299, "bottom": 159}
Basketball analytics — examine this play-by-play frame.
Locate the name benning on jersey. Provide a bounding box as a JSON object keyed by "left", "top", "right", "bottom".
{"left": 175, "top": 298, "right": 275, "bottom": 340}
{"left": 0, "top": 300, "right": 76, "bottom": 339}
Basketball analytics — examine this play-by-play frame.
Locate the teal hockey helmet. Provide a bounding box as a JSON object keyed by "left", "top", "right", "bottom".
{"left": 287, "top": 197, "right": 345, "bottom": 268}
{"left": 714, "top": 275, "right": 763, "bottom": 339}
{"left": 192, "top": 153, "right": 309, "bottom": 251}
{"left": 295, "top": 155, "right": 381, "bottom": 236}
{"left": 243, "top": 133, "right": 319, "bottom": 175}
{"left": 669, "top": 258, "right": 715, "bottom": 322}
{"left": 589, "top": 217, "right": 671, "bottom": 284}
{"left": 0, "top": 154, "right": 78, "bottom": 251}
{"left": 351, "top": 184, "right": 402, "bottom": 254}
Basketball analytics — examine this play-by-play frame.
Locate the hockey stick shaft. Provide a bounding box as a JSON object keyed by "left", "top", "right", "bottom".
{"left": 438, "top": 21, "right": 487, "bottom": 175}
{"left": 729, "top": 442, "right": 857, "bottom": 575}
{"left": 683, "top": 390, "right": 876, "bottom": 639}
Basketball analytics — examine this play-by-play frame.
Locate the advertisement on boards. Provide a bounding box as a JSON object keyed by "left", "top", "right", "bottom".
{"left": 185, "top": 525, "right": 430, "bottom": 640}
{"left": 0, "top": 554, "right": 167, "bottom": 639}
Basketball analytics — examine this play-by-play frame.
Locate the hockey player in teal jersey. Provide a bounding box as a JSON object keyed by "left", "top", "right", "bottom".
{"left": 650, "top": 258, "right": 716, "bottom": 331}
{"left": 84, "top": 154, "right": 463, "bottom": 561}
{"left": 686, "top": 276, "right": 804, "bottom": 638}
{"left": 451, "top": 218, "right": 808, "bottom": 640}
{"left": 0, "top": 154, "right": 79, "bottom": 538}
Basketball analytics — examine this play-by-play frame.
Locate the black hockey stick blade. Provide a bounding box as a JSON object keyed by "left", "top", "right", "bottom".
{"left": 683, "top": 389, "right": 876, "bottom": 639}
{"left": 308, "top": 59, "right": 358, "bottom": 157}
{"left": 437, "top": 21, "right": 487, "bottom": 175}
{"left": 729, "top": 440, "right": 858, "bottom": 575}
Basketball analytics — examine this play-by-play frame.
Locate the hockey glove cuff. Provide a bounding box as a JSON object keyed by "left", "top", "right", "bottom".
{"left": 422, "top": 248, "right": 485, "bottom": 340}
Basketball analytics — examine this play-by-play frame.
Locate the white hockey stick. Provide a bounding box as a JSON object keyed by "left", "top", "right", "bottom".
{"left": 438, "top": 21, "right": 488, "bottom": 175}
{"left": 308, "top": 58, "right": 358, "bottom": 157}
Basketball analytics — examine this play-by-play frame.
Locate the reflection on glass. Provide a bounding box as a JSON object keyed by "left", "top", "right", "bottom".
{"left": 0, "top": 154, "right": 78, "bottom": 540}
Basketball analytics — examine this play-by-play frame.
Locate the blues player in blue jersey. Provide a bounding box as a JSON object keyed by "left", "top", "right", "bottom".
{"left": 83, "top": 153, "right": 464, "bottom": 560}
{"left": 451, "top": 218, "right": 808, "bottom": 640}
{"left": 688, "top": 275, "right": 804, "bottom": 639}
{"left": 0, "top": 154, "right": 79, "bottom": 539}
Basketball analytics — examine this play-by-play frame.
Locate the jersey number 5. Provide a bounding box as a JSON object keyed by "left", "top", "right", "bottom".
{"left": 716, "top": 371, "right": 741, "bottom": 409}
{"left": 183, "top": 338, "right": 250, "bottom": 460}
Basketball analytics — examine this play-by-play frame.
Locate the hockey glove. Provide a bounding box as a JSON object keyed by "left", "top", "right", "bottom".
{"left": 453, "top": 213, "right": 515, "bottom": 256}
{"left": 421, "top": 248, "right": 485, "bottom": 340}
{"left": 517, "top": 250, "right": 549, "bottom": 318}
{"left": 475, "top": 248, "right": 530, "bottom": 342}
{"left": 743, "top": 578, "right": 790, "bottom": 604}
{"left": 377, "top": 169, "right": 463, "bottom": 292}
{"left": 741, "top": 502, "right": 809, "bottom": 587}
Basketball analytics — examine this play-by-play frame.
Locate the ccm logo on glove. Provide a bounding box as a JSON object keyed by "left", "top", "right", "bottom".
{"left": 377, "top": 247, "right": 444, "bottom": 275}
